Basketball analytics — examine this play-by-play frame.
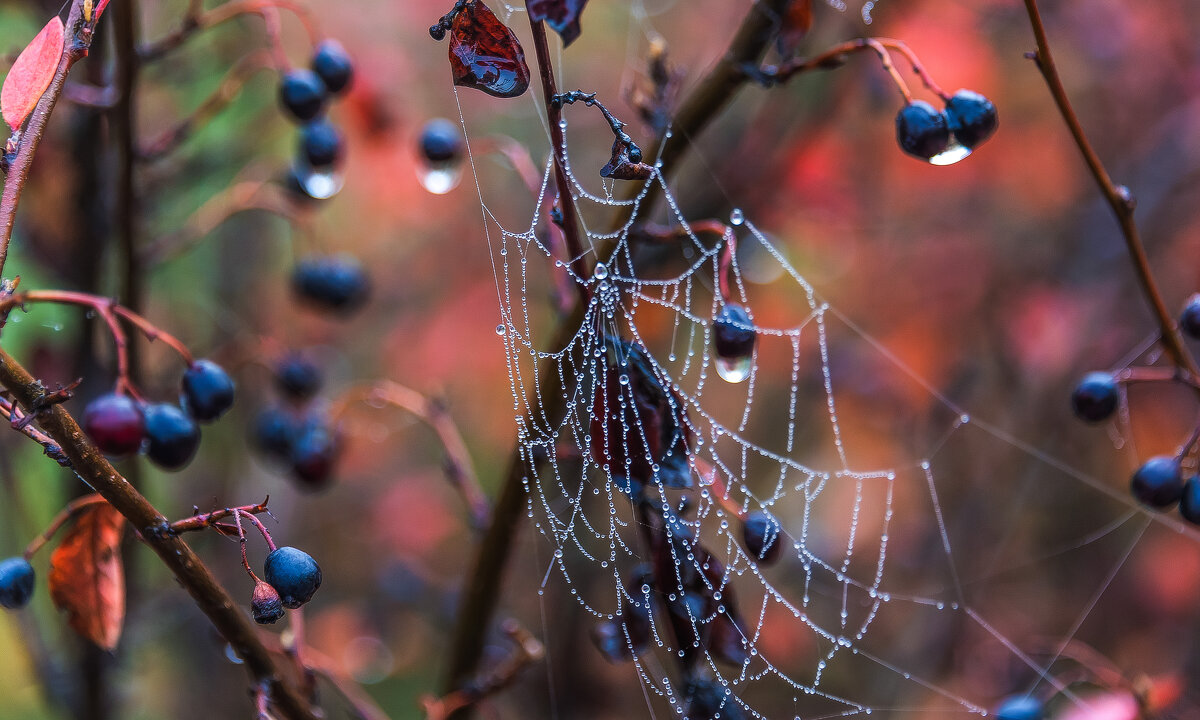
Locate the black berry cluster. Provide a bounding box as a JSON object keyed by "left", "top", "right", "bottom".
{"left": 250, "top": 352, "right": 341, "bottom": 491}
{"left": 82, "top": 359, "right": 234, "bottom": 471}
{"left": 280, "top": 40, "right": 353, "bottom": 201}
{"left": 895, "top": 89, "right": 997, "bottom": 162}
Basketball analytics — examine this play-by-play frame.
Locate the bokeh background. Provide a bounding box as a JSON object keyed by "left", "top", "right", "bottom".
{"left": 1, "top": 0, "right": 1200, "bottom": 718}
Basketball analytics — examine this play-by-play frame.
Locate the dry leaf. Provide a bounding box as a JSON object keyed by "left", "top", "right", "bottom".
{"left": 49, "top": 502, "right": 126, "bottom": 651}
{"left": 1, "top": 17, "right": 65, "bottom": 131}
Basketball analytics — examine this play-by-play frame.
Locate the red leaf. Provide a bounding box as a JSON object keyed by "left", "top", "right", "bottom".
{"left": 48, "top": 503, "right": 126, "bottom": 651}
{"left": 776, "top": 0, "right": 814, "bottom": 59}
{"left": 1, "top": 17, "right": 65, "bottom": 131}
{"left": 528, "top": 0, "right": 590, "bottom": 47}
{"left": 449, "top": 2, "right": 530, "bottom": 99}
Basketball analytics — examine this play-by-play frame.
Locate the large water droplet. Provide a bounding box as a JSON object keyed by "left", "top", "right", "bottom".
{"left": 292, "top": 165, "right": 344, "bottom": 199}
{"left": 593, "top": 262, "right": 609, "bottom": 280}
{"left": 729, "top": 208, "right": 745, "bottom": 226}
{"left": 929, "top": 139, "right": 972, "bottom": 166}
{"left": 716, "top": 355, "right": 752, "bottom": 383}
{"left": 418, "top": 164, "right": 462, "bottom": 194}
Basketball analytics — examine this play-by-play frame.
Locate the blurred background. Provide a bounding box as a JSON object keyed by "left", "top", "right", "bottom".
{"left": 1, "top": 0, "right": 1200, "bottom": 718}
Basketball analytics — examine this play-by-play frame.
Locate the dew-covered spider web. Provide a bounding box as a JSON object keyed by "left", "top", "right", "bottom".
{"left": 446, "top": 2, "right": 1200, "bottom": 718}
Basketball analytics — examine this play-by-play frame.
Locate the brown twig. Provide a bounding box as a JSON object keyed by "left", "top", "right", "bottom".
{"left": 168, "top": 498, "right": 272, "bottom": 534}
{"left": 1021, "top": 0, "right": 1200, "bottom": 379}
{"left": 332, "top": 381, "right": 490, "bottom": 531}
{"left": 138, "top": 0, "right": 319, "bottom": 62}
{"left": 0, "top": 347, "right": 319, "bottom": 720}
{"left": 0, "top": 395, "right": 71, "bottom": 465}
{"left": 424, "top": 620, "right": 544, "bottom": 720}
{"left": 22, "top": 494, "right": 110, "bottom": 560}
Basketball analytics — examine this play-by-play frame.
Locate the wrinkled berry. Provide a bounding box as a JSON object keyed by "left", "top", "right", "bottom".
{"left": 1180, "top": 476, "right": 1200, "bottom": 525}
{"left": 418, "top": 119, "right": 463, "bottom": 164}
{"left": 994, "top": 695, "right": 1043, "bottom": 720}
{"left": 944, "top": 89, "right": 998, "bottom": 149}
{"left": 182, "top": 359, "right": 236, "bottom": 422}
{"left": 289, "top": 420, "right": 340, "bottom": 491}
{"left": 83, "top": 393, "right": 145, "bottom": 457}
{"left": 291, "top": 255, "right": 370, "bottom": 314}
{"left": 252, "top": 406, "right": 299, "bottom": 460}
{"left": 251, "top": 580, "right": 285, "bottom": 624}
{"left": 300, "top": 119, "right": 344, "bottom": 169}
{"left": 311, "top": 40, "right": 354, "bottom": 95}
{"left": 279, "top": 69, "right": 327, "bottom": 122}
{"left": 742, "top": 511, "right": 783, "bottom": 565}
{"left": 1180, "top": 295, "right": 1200, "bottom": 340}
{"left": 713, "top": 303, "right": 756, "bottom": 360}
{"left": 264, "top": 546, "right": 322, "bottom": 609}
{"left": 1131, "top": 456, "right": 1184, "bottom": 508}
{"left": 895, "top": 101, "right": 950, "bottom": 160}
{"left": 274, "top": 355, "right": 322, "bottom": 401}
{"left": 142, "top": 403, "right": 201, "bottom": 470}
{"left": 1070, "top": 372, "right": 1118, "bottom": 423}
{"left": 0, "top": 557, "right": 35, "bottom": 609}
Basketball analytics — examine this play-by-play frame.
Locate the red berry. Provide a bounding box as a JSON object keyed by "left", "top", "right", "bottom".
{"left": 83, "top": 393, "right": 145, "bottom": 456}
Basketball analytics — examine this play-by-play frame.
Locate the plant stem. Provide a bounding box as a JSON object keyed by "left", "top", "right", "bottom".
{"left": 0, "top": 348, "right": 319, "bottom": 720}
{"left": 1021, "top": 0, "right": 1199, "bottom": 377}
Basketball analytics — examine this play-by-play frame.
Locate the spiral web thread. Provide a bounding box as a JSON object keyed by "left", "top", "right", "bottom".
{"left": 447, "top": 4, "right": 1196, "bottom": 719}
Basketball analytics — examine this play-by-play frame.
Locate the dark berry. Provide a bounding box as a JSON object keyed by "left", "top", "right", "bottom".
{"left": 251, "top": 580, "right": 285, "bottom": 624}
{"left": 252, "top": 406, "right": 299, "bottom": 460}
{"left": 181, "top": 359, "right": 236, "bottom": 422}
{"left": 895, "top": 100, "right": 950, "bottom": 160}
{"left": 1181, "top": 476, "right": 1200, "bottom": 525}
{"left": 683, "top": 678, "right": 746, "bottom": 720}
{"left": 279, "top": 69, "right": 328, "bottom": 122}
{"left": 1070, "top": 372, "right": 1118, "bottom": 423}
{"left": 944, "top": 89, "right": 998, "bottom": 149}
{"left": 994, "top": 695, "right": 1043, "bottom": 720}
{"left": 274, "top": 354, "right": 323, "bottom": 401}
{"left": 299, "top": 119, "right": 344, "bottom": 169}
{"left": 742, "top": 511, "right": 783, "bottom": 565}
{"left": 291, "top": 255, "right": 370, "bottom": 314}
{"left": 1130, "top": 456, "right": 1184, "bottom": 508}
{"left": 713, "top": 303, "right": 756, "bottom": 360}
{"left": 142, "top": 403, "right": 201, "bottom": 470}
{"left": 289, "top": 420, "right": 340, "bottom": 491}
{"left": 1180, "top": 295, "right": 1200, "bottom": 340}
{"left": 263, "top": 546, "right": 322, "bottom": 609}
{"left": 311, "top": 40, "right": 354, "bottom": 95}
{"left": 418, "top": 119, "right": 463, "bottom": 165}
{"left": 83, "top": 393, "right": 145, "bottom": 457}
{"left": 0, "top": 557, "right": 35, "bottom": 609}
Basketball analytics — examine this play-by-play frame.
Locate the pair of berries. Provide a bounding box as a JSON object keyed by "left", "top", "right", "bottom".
{"left": 252, "top": 354, "right": 341, "bottom": 491}
{"left": 82, "top": 360, "right": 235, "bottom": 470}
{"left": 250, "top": 546, "right": 322, "bottom": 624}
{"left": 291, "top": 254, "right": 371, "bottom": 314}
{"left": 895, "top": 89, "right": 998, "bottom": 162}
{"left": 279, "top": 41, "right": 353, "bottom": 198}
{"left": 1128, "top": 456, "right": 1200, "bottom": 524}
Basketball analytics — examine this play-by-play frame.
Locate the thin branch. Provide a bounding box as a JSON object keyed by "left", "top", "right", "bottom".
{"left": 0, "top": 347, "right": 319, "bottom": 720}
{"left": 0, "top": 395, "right": 71, "bottom": 465}
{"left": 138, "top": 0, "right": 319, "bottom": 62}
{"left": 1021, "top": 0, "right": 1199, "bottom": 378}
{"left": 22, "top": 494, "right": 110, "bottom": 559}
{"left": 168, "top": 498, "right": 272, "bottom": 534}
{"left": 424, "top": 620, "right": 544, "bottom": 720}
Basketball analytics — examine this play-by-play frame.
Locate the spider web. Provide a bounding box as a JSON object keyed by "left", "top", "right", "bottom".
{"left": 446, "top": 3, "right": 1197, "bottom": 718}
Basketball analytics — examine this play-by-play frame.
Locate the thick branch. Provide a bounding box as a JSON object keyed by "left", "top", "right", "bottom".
{"left": 0, "top": 347, "right": 318, "bottom": 720}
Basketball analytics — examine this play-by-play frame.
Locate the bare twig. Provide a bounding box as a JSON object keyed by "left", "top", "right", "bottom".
{"left": 139, "top": 0, "right": 319, "bottom": 62}
{"left": 22, "top": 494, "right": 110, "bottom": 559}
{"left": 424, "top": 620, "right": 544, "bottom": 720}
{"left": 0, "top": 395, "right": 71, "bottom": 465}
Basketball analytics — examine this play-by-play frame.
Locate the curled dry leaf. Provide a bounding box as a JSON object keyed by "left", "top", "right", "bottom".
{"left": 448, "top": 1, "right": 531, "bottom": 99}
{"left": 528, "top": 0, "right": 590, "bottom": 47}
{"left": 48, "top": 502, "right": 126, "bottom": 651}
{"left": 1, "top": 17, "right": 65, "bottom": 131}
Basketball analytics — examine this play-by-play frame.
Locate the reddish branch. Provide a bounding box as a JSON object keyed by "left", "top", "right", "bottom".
{"left": 22, "top": 494, "right": 110, "bottom": 560}
{"left": 139, "top": 0, "right": 319, "bottom": 62}
{"left": 424, "top": 619, "right": 544, "bottom": 720}
{"left": 0, "top": 394, "right": 70, "bottom": 465}
{"left": 748, "top": 37, "right": 949, "bottom": 103}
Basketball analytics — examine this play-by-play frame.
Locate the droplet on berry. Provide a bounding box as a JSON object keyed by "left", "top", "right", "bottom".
{"left": 742, "top": 511, "right": 783, "bottom": 564}
{"left": 278, "top": 69, "right": 328, "bottom": 122}
{"left": 0, "top": 557, "right": 35, "bottom": 610}
{"left": 182, "top": 359, "right": 236, "bottom": 422}
{"left": 895, "top": 100, "right": 950, "bottom": 161}
{"left": 291, "top": 254, "right": 370, "bottom": 314}
{"left": 1180, "top": 476, "right": 1200, "bottom": 525}
{"left": 300, "top": 119, "right": 344, "bottom": 169}
{"left": 1180, "top": 294, "right": 1200, "bottom": 340}
{"left": 311, "top": 40, "right": 354, "bottom": 95}
{"left": 943, "top": 89, "right": 998, "bottom": 150}
{"left": 713, "top": 303, "right": 756, "bottom": 384}
{"left": 142, "top": 402, "right": 201, "bottom": 470}
{"left": 1070, "top": 371, "right": 1118, "bottom": 423}
{"left": 264, "top": 546, "right": 322, "bottom": 609}
{"left": 274, "top": 354, "right": 323, "bottom": 401}
{"left": 251, "top": 580, "right": 285, "bottom": 624}
{"left": 289, "top": 419, "right": 340, "bottom": 491}
{"left": 83, "top": 393, "right": 145, "bottom": 457}
{"left": 417, "top": 118, "right": 464, "bottom": 195}
{"left": 286, "top": 163, "right": 344, "bottom": 201}
{"left": 994, "top": 695, "right": 1043, "bottom": 720}
{"left": 1130, "top": 456, "right": 1184, "bottom": 509}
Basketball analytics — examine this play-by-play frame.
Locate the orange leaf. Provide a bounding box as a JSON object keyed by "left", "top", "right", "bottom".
{"left": 48, "top": 503, "right": 126, "bottom": 651}
{"left": 1, "top": 17, "right": 65, "bottom": 131}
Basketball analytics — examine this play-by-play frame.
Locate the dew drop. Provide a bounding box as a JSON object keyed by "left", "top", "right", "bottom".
{"left": 593, "top": 262, "right": 609, "bottom": 280}
{"left": 496, "top": 324, "right": 506, "bottom": 335}
{"left": 716, "top": 355, "right": 752, "bottom": 383}
{"left": 618, "top": 374, "right": 629, "bottom": 386}
{"left": 418, "top": 165, "right": 463, "bottom": 194}
{"left": 729, "top": 208, "right": 745, "bottom": 226}
{"left": 293, "top": 165, "right": 345, "bottom": 199}
{"left": 929, "top": 140, "right": 972, "bottom": 166}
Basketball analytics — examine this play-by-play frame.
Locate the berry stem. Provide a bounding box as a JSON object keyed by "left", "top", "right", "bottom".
{"left": 1115, "top": 366, "right": 1200, "bottom": 391}
{"left": 746, "top": 37, "right": 946, "bottom": 103}
{"left": 1021, "top": 0, "right": 1200, "bottom": 379}
{"left": 23, "top": 495, "right": 111, "bottom": 561}
{"left": 232, "top": 509, "right": 261, "bottom": 582}
{"left": 168, "top": 498, "right": 272, "bottom": 535}
{"left": 241, "top": 511, "right": 278, "bottom": 552}
{"left": 138, "top": 0, "right": 320, "bottom": 62}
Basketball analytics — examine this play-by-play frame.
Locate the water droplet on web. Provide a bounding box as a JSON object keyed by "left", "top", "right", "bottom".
{"left": 716, "top": 355, "right": 752, "bottom": 383}
{"left": 729, "top": 208, "right": 744, "bottom": 226}
{"left": 496, "top": 324, "right": 506, "bottom": 335}
{"left": 224, "top": 644, "right": 244, "bottom": 665}
{"left": 418, "top": 165, "right": 463, "bottom": 195}
{"left": 618, "top": 374, "right": 629, "bottom": 385}
{"left": 593, "top": 262, "right": 609, "bottom": 280}
{"left": 559, "top": 119, "right": 568, "bottom": 130}
{"left": 929, "top": 140, "right": 971, "bottom": 166}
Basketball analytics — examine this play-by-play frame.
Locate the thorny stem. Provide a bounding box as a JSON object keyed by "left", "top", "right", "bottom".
{"left": 1021, "top": 0, "right": 1200, "bottom": 378}
{"left": 0, "top": 395, "right": 70, "bottom": 465}
{"left": 138, "top": 0, "right": 319, "bottom": 62}
{"left": 232, "top": 509, "right": 261, "bottom": 581}
{"left": 168, "top": 497, "right": 272, "bottom": 534}
{"left": 0, "top": 347, "right": 319, "bottom": 720}
{"left": 0, "top": 1, "right": 97, "bottom": 280}
{"left": 22, "top": 494, "right": 110, "bottom": 560}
